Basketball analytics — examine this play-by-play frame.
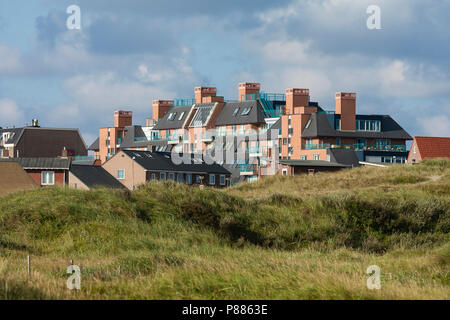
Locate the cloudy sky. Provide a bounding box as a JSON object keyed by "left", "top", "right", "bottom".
{"left": 0, "top": 0, "right": 449, "bottom": 145}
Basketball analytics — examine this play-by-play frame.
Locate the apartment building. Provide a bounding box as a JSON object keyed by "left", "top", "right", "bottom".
{"left": 91, "top": 82, "right": 412, "bottom": 183}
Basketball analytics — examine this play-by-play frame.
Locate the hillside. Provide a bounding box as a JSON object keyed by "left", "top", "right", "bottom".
{"left": 0, "top": 159, "right": 449, "bottom": 299}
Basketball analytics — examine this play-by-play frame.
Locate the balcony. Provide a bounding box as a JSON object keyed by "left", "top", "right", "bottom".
{"left": 167, "top": 134, "right": 182, "bottom": 144}
{"left": 239, "top": 164, "right": 257, "bottom": 176}
{"left": 302, "top": 144, "right": 407, "bottom": 152}
{"left": 201, "top": 133, "right": 215, "bottom": 143}
{"left": 74, "top": 155, "right": 99, "bottom": 161}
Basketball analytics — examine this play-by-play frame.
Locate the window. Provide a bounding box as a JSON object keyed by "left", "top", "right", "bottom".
{"left": 196, "top": 175, "right": 202, "bottom": 184}
{"left": 239, "top": 125, "right": 245, "bottom": 135}
{"left": 313, "top": 154, "right": 320, "bottom": 160}
{"left": 305, "top": 119, "right": 312, "bottom": 129}
{"left": 160, "top": 172, "right": 166, "bottom": 180}
{"left": 151, "top": 173, "right": 156, "bottom": 180}
{"left": 336, "top": 137, "right": 341, "bottom": 146}
{"left": 232, "top": 108, "right": 240, "bottom": 116}
{"left": 282, "top": 168, "right": 288, "bottom": 176}
{"left": 301, "top": 155, "right": 307, "bottom": 160}
{"left": 241, "top": 107, "right": 252, "bottom": 116}
{"left": 288, "top": 128, "right": 293, "bottom": 134}
{"left": 177, "top": 173, "right": 184, "bottom": 183}
{"left": 283, "top": 138, "right": 287, "bottom": 145}
{"left": 232, "top": 125, "right": 237, "bottom": 135}
{"left": 335, "top": 119, "right": 341, "bottom": 130}
{"left": 178, "top": 112, "right": 185, "bottom": 121}
{"left": 186, "top": 173, "right": 192, "bottom": 185}
{"left": 220, "top": 175, "right": 226, "bottom": 186}
{"left": 356, "top": 120, "right": 381, "bottom": 132}
{"left": 41, "top": 171, "right": 55, "bottom": 185}
{"left": 168, "top": 173, "right": 175, "bottom": 181}
{"left": 209, "top": 174, "right": 215, "bottom": 185}
{"left": 117, "top": 169, "right": 125, "bottom": 180}
{"left": 167, "top": 113, "right": 177, "bottom": 121}
{"left": 190, "top": 105, "right": 214, "bottom": 127}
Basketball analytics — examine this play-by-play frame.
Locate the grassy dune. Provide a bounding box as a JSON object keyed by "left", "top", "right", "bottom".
{"left": 0, "top": 159, "right": 449, "bottom": 299}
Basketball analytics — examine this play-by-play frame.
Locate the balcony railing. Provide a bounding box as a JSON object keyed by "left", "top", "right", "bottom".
{"left": 302, "top": 143, "right": 407, "bottom": 152}
{"left": 74, "top": 155, "right": 99, "bottom": 161}
{"left": 239, "top": 164, "right": 257, "bottom": 175}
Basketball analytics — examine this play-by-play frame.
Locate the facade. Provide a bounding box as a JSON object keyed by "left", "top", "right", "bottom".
{"left": 0, "top": 122, "right": 87, "bottom": 159}
{"left": 407, "top": 136, "right": 450, "bottom": 164}
{"left": 69, "top": 164, "right": 125, "bottom": 190}
{"left": 0, "top": 157, "right": 71, "bottom": 187}
{"left": 0, "top": 161, "right": 37, "bottom": 195}
{"left": 102, "top": 150, "right": 231, "bottom": 190}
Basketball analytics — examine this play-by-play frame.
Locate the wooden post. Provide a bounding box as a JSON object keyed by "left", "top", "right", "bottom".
{"left": 27, "top": 255, "right": 31, "bottom": 277}
{"left": 118, "top": 265, "right": 121, "bottom": 275}
{"left": 70, "top": 259, "right": 73, "bottom": 266}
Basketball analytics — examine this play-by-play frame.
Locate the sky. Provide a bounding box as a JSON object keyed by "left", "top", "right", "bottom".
{"left": 0, "top": 0, "right": 449, "bottom": 145}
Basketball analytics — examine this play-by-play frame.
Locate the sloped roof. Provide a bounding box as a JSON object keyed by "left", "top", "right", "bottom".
{"left": 302, "top": 113, "right": 412, "bottom": 140}
{"left": 279, "top": 160, "right": 350, "bottom": 168}
{"left": 88, "top": 137, "right": 99, "bottom": 150}
{"left": 0, "top": 161, "right": 37, "bottom": 195}
{"left": 153, "top": 105, "right": 193, "bottom": 130}
{"left": 414, "top": 136, "right": 450, "bottom": 159}
{"left": 327, "top": 149, "right": 361, "bottom": 167}
{"left": 120, "top": 125, "right": 169, "bottom": 148}
{"left": 122, "top": 150, "right": 230, "bottom": 174}
{"left": 3, "top": 157, "right": 72, "bottom": 170}
{"left": 70, "top": 165, "right": 125, "bottom": 189}
{"left": 215, "top": 100, "right": 266, "bottom": 126}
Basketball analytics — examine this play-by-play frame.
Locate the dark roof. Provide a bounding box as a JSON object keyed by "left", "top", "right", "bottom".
{"left": 88, "top": 137, "right": 99, "bottom": 150}
{"left": 70, "top": 165, "right": 125, "bottom": 189}
{"left": 153, "top": 105, "right": 193, "bottom": 130}
{"left": 1, "top": 157, "right": 71, "bottom": 169}
{"left": 122, "top": 150, "right": 230, "bottom": 174}
{"left": 327, "top": 149, "right": 361, "bottom": 167}
{"left": 301, "top": 113, "right": 412, "bottom": 140}
{"left": 120, "top": 125, "right": 169, "bottom": 148}
{"left": 0, "top": 127, "right": 24, "bottom": 144}
{"left": 279, "top": 160, "right": 350, "bottom": 168}
{"left": 215, "top": 100, "right": 266, "bottom": 126}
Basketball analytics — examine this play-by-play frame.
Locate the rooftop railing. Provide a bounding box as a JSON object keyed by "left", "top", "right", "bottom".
{"left": 74, "top": 155, "right": 99, "bottom": 161}
{"left": 173, "top": 98, "right": 196, "bottom": 106}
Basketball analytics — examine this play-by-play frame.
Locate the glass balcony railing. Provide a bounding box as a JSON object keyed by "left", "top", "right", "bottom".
{"left": 74, "top": 155, "right": 99, "bottom": 161}
{"left": 302, "top": 144, "right": 407, "bottom": 152}
{"left": 239, "top": 164, "right": 257, "bottom": 173}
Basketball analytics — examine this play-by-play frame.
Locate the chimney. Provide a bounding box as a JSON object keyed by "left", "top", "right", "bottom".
{"left": 285, "top": 88, "right": 309, "bottom": 114}
{"left": 114, "top": 110, "right": 133, "bottom": 128}
{"left": 152, "top": 100, "right": 173, "bottom": 120}
{"left": 61, "top": 146, "right": 68, "bottom": 158}
{"left": 31, "top": 119, "right": 39, "bottom": 127}
{"left": 335, "top": 92, "right": 356, "bottom": 131}
{"left": 194, "top": 87, "right": 217, "bottom": 104}
{"left": 238, "top": 82, "right": 260, "bottom": 101}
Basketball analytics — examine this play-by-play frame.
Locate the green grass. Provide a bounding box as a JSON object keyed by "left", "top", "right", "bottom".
{"left": 0, "top": 159, "right": 449, "bottom": 299}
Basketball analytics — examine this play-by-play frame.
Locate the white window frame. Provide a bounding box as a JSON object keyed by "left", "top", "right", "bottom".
{"left": 117, "top": 169, "right": 125, "bottom": 180}
{"left": 41, "top": 171, "right": 55, "bottom": 185}
{"left": 209, "top": 174, "right": 215, "bottom": 185}
{"left": 313, "top": 154, "right": 320, "bottom": 160}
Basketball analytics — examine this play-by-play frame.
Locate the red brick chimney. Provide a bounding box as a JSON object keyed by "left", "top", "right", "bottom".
{"left": 114, "top": 110, "right": 133, "bottom": 128}
{"left": 238, "top": 83, "right": 260, "bottom": 101}
{"left": 285, "top": 88, "right": 309, "bottom": 115}
{"left": 152, "top": 100, "right": 173, "bottom": 120}
{"left": 194, "top": 87, "right": 217, "bottom": 104}
{"left": 335, "top": 92, "right": 356, "bottom": 131}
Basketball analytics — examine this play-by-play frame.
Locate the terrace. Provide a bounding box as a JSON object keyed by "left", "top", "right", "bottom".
{"left": 302, "top": 143, "right": 407, "bottom": 152}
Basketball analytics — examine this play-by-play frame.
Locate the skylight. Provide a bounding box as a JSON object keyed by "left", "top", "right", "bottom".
{"left": 178, "top": 112, "right": 185, "bottom": 121}
{"left": 232, "top": 108, "right": 240, "bottom": 116}
{"left": 241, "top": 107, "right": 252, "bottom": 116}
{"left": 167, "top": 112, "right": 177, "bottom": 121}
{"left": 190, "top": 105, "right": 214, "bottom": 127}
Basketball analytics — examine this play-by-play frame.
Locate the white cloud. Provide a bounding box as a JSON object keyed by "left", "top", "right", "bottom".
{"left": 0, "top": 45, "right": 22, "bottom": 74}
{"left": 0, "top": 98, "right": 25, "bottom": 126}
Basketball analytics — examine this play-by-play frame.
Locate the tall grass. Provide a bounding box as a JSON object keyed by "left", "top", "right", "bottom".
{"left": 0, "top": 159, "right": 448, "bottom": 299}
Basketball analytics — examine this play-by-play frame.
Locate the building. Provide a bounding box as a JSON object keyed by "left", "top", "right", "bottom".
{"left": 0, "top": 158, "right": 71, "bottom": 187}
{"left": 69, "top": 164, "right": 126, "bottom": 190}
{"left": 278, "top": 160, "right": 351, "bottom": 175}
{"left": 407, "top": 136, "right": 450, "bottom": 164}
{"left": 0, "top": 161, "right": 37, "bottom": 195}
{"left": 91, "top": 82, "right": 412, "bottom": 183}
{"left": 102, "top": 150, "right": 231, "bottom": 190}
{"left": 0, "top": 120, "right": 87, "bottom": 158}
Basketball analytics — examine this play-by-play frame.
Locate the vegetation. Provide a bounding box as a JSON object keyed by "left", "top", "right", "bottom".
{"left": 0, "top": 159, "right": 449, "bottom": 299}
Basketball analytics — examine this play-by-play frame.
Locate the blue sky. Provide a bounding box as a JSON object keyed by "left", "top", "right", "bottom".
{"left": 0, "top": 0, "right": 449, "bottom": 145}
